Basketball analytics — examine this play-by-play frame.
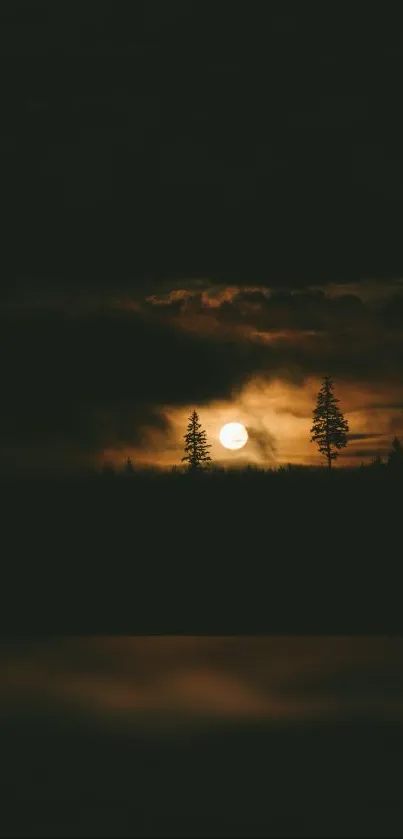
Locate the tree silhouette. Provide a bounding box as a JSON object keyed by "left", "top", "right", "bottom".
{"left": 124, "top": 457, "right": 134, "bottom": 475}
{"left": 370, "top": 454, "right": 384, "bottom": 469}
{"left": 182, "top": 410, "right": 212, "bottom": 471}
{"left": 310, "top": 376, "right": 349, "bottom": 470}
{"left": 387, "top": 437, "right": 403, "bottom": 469}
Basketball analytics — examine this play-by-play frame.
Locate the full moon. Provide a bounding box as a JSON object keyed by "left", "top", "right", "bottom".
{"left": 219, "top": 422, "right": 248, "bottom": 450}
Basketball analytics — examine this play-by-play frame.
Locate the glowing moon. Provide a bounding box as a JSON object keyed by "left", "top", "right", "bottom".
{"left": 219, "top": 422, "right": 248, "bottom": 450}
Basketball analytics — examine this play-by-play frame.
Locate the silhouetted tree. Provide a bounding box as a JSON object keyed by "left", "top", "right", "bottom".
{"left": 387, "top": 437, "right": 403, "bottom": 470}
{"left": 310, "top": 376, "right": 349, "bottom": 470}
{"left": 124, "top": 457, "right": 134, "bottom": 475}
{"left": 182, "top": 410, "right": 211, "bottom": 471}
{"left": 370, "top": 454, "right": 383, "bottom": 469}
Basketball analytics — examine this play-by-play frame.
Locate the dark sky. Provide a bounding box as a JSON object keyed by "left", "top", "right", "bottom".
{"left": 3, "top": 3, "right": 403, "bottom": 469}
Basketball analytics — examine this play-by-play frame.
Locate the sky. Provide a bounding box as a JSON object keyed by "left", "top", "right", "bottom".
{"left": 2, "top": 636, "right": 403, "bottom": 728}
{"left": 3, "top": 3, "right": 403, "bottom": 471}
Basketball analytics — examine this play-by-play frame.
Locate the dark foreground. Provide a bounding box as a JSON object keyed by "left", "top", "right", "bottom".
{"left": 1, "top": 467, "right": 402, "bottom": 632}
{"left": 1, "top": 707, "right": 402, "bottom": 837}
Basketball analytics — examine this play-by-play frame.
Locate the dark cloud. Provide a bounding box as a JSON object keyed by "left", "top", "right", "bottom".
{"left": 348, "top": 433, "right": 386, "bottom": 441}
{"left": 359, "top": 401, "right": 403, "bottom": 412}
{"left": 218, "top": 289, "right": 370, "bottom": 333}
{"left": 0, "top": 305, "right": 269, "bottom": 460}
{"left": 152, "top": 287, "right": 377, "bottom": 336}
{"left": 146, "top": 287, "right": 403, "bottom": 385}
{"left": 379, "top": 294, "right": 403, "bottom": 330}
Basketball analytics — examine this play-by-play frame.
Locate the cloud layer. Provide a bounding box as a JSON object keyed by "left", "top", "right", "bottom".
{"left": 1, "top": 637, "right": 402, "bottom": 728}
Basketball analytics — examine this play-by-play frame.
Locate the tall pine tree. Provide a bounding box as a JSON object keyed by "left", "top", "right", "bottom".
{"left": 182, "top": 410, "right": 212, "bottom": 471}
{"left": 387, "top": 436, "right": 403, "bottom": 470}
{"left": 310, "top": 376, "right": 349, "bottom": 470}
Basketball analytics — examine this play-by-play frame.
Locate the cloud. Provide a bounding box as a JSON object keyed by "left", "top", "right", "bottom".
{"left": 144, "top": 285, "right": 403, "bottom": 388}
{"left": 246, "top": 426, "right": 277, "bottom": 463}
{"left": 347, "top": 432, "right": 387, "bottom": 441}
{"left": 0, "top": 303, "right": 272, "bottom": 465}
{"left": 1, "top": 637, "right": 403, "bottom": 728}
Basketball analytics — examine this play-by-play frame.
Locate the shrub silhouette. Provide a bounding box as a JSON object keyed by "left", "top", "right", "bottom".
{"left": 387, "top": 437, "right": 403, "bottom": 470}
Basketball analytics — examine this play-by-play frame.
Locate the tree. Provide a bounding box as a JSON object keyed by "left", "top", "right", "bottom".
{"left": 370, "top": 454, "right": 384, "bottom": 469}
{"left": 182, "top": 410, "right": 212, "bottom": 471}
{"left": 124, "top": 456, "right": 134, "bottom": 475}
{"left": 310, "top": 376, "right": 349, "bottom": 470}
{"left": 387, "top": 437, "right": 403, "bottom": 470}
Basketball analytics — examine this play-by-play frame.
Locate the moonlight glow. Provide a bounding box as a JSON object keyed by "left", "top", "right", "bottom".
{"left": 219, "top": 422, "right": 248, "bottom": 450}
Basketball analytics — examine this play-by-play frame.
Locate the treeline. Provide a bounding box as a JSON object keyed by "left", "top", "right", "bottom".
{"left": 103, "top": 443, "right": 403, "bottom": 480}
{"left": 2, "top": 377, "right": 402, "bottom": 634}
{"left": 3, "top": 444, "right": 402, "bottom": 634}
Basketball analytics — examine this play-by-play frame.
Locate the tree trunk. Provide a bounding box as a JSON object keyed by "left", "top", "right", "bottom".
{"left": 325, "top": 398, "right": 331, "bottom": 471}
